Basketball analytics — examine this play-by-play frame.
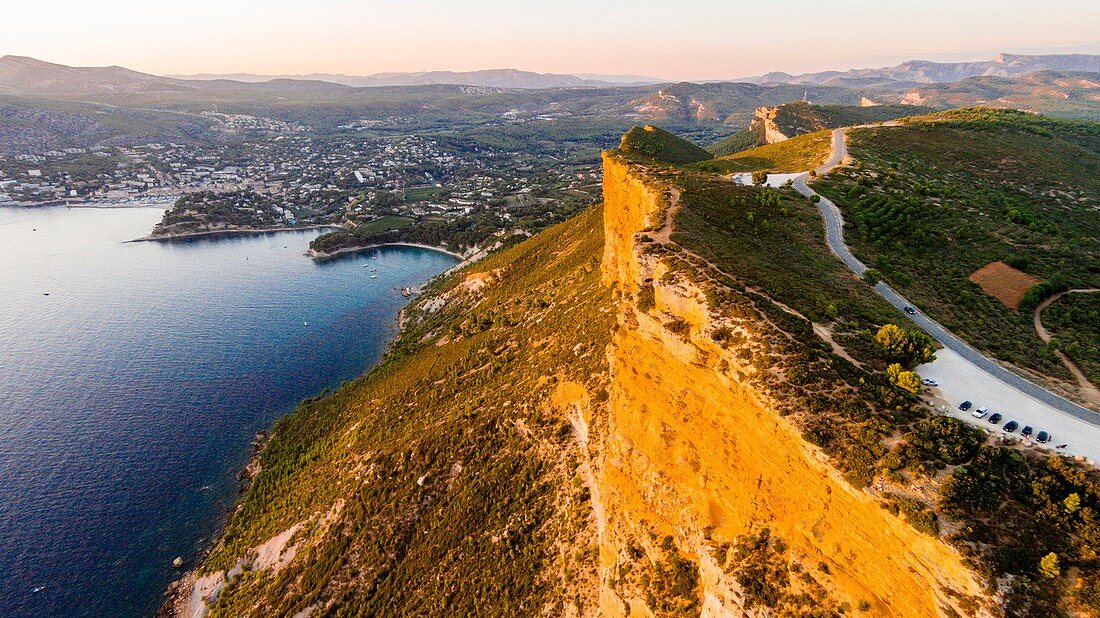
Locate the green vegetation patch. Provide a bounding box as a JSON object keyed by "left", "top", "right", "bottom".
{"left": 706, "top": 125, "right": 765, "bottom": 157}
{"left": 1043, "top": 292, "right": 1100, "bottom": 385}
{"left": 310, "top": 212, "right": 504, "bottom": 255}
{"left": 813, "top": 108, "right": 1100, "bottom": 387}
{"left": 694, "top": 130, "right": 832, "bottom": 174}
{"left": 401, "top": 186, "right": 445, "bottom": 203}
{"left": 355, "top": 214, "right": 414, "bottom": 233}
{"left": 618, "top": 124, "right": 713, "bottom": 165}
{"left": 940, "top": 446, "right": 1100, "bottom": 616}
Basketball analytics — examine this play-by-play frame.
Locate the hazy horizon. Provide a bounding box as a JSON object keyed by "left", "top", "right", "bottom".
{"left": 5, "top": 0, "right": 1099, "bottom": 81}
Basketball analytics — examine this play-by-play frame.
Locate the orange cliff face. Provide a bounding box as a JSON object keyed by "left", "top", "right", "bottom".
{"left": 600, "top": 151, "right": 670, "bottom": 294}
{"left": 593, "top": 152, "right": 993, "bottom": 616}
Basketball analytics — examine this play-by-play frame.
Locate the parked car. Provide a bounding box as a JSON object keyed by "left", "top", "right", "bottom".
{"left": 1003, "top": 420, "right": 1019, "bottom": 433}
{"left": 904, "top": 306, "right": 917, "bottom": 315}
{"left": 959, "top": 400, "right": 973, "bottom": 411}
{"left": 921, "top": 378, "right": 938, "bottom": 386}
{"left": 988, "top": 412, "right": 1002, "bottom": 424}
{"left": 972, "top": 406, "right": 988, "bottom": 419}
{"left": 1036, "top": 431, "right": 1051, "bottom": 444}
{"left": 1022, "top": 425, "right": 1034, "bottom": 438}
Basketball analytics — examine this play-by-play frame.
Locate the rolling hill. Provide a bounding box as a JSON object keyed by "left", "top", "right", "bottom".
{"left": 618, "top": 124, "right": 712, "bottom": 164}
{"left": 0, "top": 55, "right": 199, "bottom": 97}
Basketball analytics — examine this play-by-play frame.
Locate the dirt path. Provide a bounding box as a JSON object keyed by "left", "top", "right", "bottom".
{"left": 1034, "top": 289, "right": 1100, "bottom": 405}
{"left": 649, "top": 187, "right": 681, "bottom": 245}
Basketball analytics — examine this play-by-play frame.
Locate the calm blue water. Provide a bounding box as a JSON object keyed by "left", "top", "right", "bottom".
{"left": 0, "top": 206, "right": 457, "bottom": 617}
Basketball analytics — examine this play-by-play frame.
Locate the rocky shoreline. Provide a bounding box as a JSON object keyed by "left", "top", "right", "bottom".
{"left": 157, "top": 431, "right": 269, "bottom": 617}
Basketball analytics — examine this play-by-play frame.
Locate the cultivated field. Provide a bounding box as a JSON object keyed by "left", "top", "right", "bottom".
{"left": 968, "top": 261, "right": 1042, "bottom": 309}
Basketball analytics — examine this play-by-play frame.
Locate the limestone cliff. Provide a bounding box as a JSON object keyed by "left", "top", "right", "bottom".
{"left": 166, "top": 152, "right": 999, "bottom": 618}
{"left": 594, "top": 153, "right": 992, "bottom": 616}
{"left": 749, "top": 107, "right": 791, "bottom": 144}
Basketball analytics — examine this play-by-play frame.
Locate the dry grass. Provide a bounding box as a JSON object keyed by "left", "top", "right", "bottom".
{"left": 968, "top": 261, "right": 1042, "bottom": 309}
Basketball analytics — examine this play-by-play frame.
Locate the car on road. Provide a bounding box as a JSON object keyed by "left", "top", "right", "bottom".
{"left": 904, "top": 306, "right": 917, "bottom": 315}
{"left": 972, "top": 406, "right": 988, "bottom": 419}
{"left": 1003, "top": 420, "right": 1019, "bottom": 433}
{"left": 988, "top": 412, "right": 1002, "bottom": 424}
{"left": 921, "top": 378, "right": 938, "bottom": 387}
{"left": 959, "top": 400, "right": 973, "bottom": 411}
{"left": 1036, "top": 431, "right": 1050, "bottom": 444}
{"left": 1022, "top": 425, "right": 1034, "bottom": 438}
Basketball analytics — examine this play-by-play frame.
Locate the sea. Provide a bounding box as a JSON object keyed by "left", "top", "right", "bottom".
{"left": 0, "top": 205, "right": 458, "bottom": 616}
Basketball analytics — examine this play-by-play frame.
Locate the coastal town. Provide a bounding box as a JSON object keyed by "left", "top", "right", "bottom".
{"left": 0, "top": 111, "right": 603, "bottom": 241}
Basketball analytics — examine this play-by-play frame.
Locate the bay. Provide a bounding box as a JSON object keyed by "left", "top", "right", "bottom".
{"left": 0, "top": 206, "right": 457, "bottom": 616}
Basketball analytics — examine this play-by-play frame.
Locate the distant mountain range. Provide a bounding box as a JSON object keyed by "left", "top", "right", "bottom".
{"left": 0, "top": 55, "right": 185, "bottom": 96}
{"left": 5, "top": 52, "right": 1100, "bottom": 100}
{"left": 746, "top": 53, "right": 1100, "bottom": 88}
{"left": 0, "top": 56, "right": 665, "bottom": 96}
{"left": 172, "top": 68, "right": 666, "bottom": 89}
{"left": 895, "top": 70, "right": 1100, "bottom": 117}
{"left": 0, "top": 53, "right": 1098, "bottom": 155}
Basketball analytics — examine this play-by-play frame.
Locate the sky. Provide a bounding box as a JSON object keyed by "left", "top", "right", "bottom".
{"left": 4, "top": 0, "right": 1099, "bottom": 79}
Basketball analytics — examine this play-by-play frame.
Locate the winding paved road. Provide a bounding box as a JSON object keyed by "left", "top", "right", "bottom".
{"left": 791, "top": 127, "right": 1100, "bottom": 428}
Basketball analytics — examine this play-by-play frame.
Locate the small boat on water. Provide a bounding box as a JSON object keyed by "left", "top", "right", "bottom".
{"left": 370, "top": 275, "right": 378, "bottom": 279}
{"left": 303, "top": 321, "right": 309, "bottom": 326}
{"left": 32, "top": 586, "right": 44, "bottom": 594}
{"left": 401, "top": 287, "right": 413, "bottom": 298}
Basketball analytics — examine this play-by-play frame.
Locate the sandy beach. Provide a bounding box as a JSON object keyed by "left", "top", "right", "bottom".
{"left": 307, "top": 241, "right": 467, "bottom": 261}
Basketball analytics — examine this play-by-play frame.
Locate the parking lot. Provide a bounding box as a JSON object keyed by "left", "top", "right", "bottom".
{"left": 918, "top": 349, "right": 1100, "bottom": 465}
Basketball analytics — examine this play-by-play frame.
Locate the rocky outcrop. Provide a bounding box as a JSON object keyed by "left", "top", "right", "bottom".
{"left": 595, "top": 153, "right": 992, "bottom": 616}
{"left": 749, "top": 106, "right": 790, "bottom": 144}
